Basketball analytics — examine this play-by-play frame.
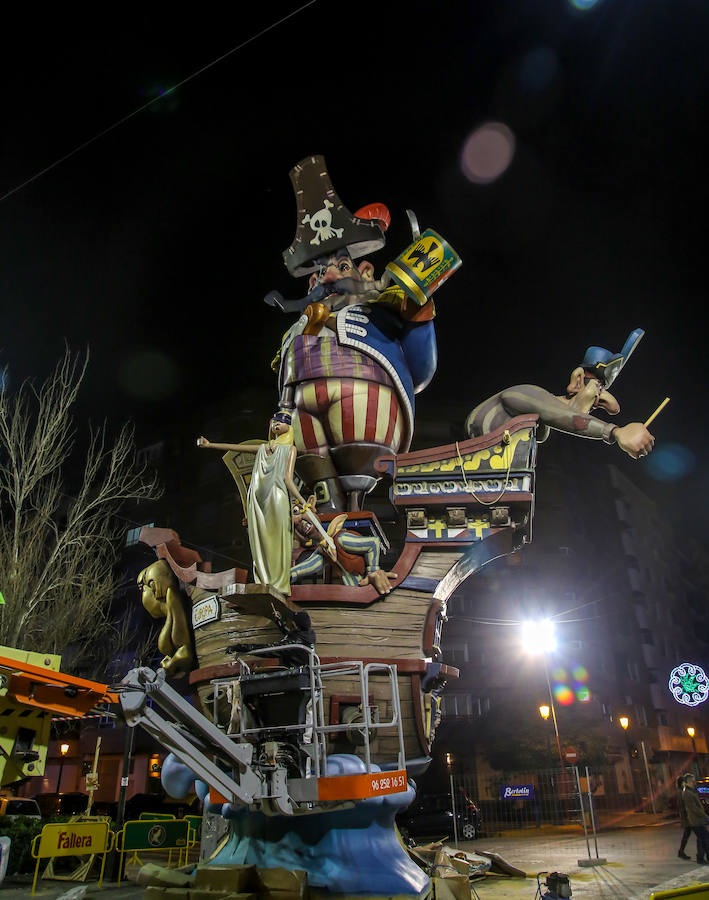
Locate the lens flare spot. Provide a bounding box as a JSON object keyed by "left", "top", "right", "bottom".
{"left": 518, "top": 47, "right": 559, "bottom": 93}
{"left": 461, "top": 122, "right": 516, "bottom": 185}
{"left": 576, "top": 686, "right": 592, "bottom": 703}
{"left": 572, "top": 665, "right": 589, "bottom": 682}
{"left": 554, "top": 685, "right": 575, "bottom": 706}
{"left": 645, "top": 444, "right": 695, "bottom": 483}
{"left": 551, "top": 668, "right": 567, "bottom": 682}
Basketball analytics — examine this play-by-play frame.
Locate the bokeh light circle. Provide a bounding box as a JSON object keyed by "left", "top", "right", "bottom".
{"left": 569, "top": 0, "right": 601, "bottom": 9}
{"left": 572, "top": 665, "right": 589, "bottom": 683}
{"left": 461, "top": 122, "right": 516, "bottom": 185}
{"left": 518, "top": 47, "right": 559, "bottom": 93}
{"left": 554, "top": 685, "right": 575, "bottom": 706}
{"left": 645, "top": 444, "right": 695, "bottom": 483}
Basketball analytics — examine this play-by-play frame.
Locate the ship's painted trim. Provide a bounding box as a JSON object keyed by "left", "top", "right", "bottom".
{"left": 374, "top": 414, "right": 539, "bottom": 477}
{"left": 395, "top": 491, "right": 534, "bottom": 506}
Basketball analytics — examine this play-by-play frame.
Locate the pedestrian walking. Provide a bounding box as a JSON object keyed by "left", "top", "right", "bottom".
{"left": 677, "top": 774, "right": 693, "bottom": 860}
{"left": 681, "top": 773, "right": 709, "bottom": 864}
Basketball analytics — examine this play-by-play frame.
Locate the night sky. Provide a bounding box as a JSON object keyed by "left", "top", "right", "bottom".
{"left": 1, "top": 1, "right": 707, "bottom": 532}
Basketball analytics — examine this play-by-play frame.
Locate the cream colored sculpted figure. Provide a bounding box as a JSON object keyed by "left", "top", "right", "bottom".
{"left": 198, "top": 412, "right": 307, "bottom": 595}
{"left": 137, "top": 559, "right": 194, "bottom": 676}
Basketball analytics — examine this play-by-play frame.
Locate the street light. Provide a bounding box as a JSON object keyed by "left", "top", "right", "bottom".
{"left": 446, "top": 752, "right": 459, "bottom": 845}
{"left": 539, "top": 705, "right": 551, "bottom": 721}
{"left": 521, "top": 619, "right": 557, "bottom": 654}
{"left": 57, "top": 741, "right": 70, "bottom": 794}
{"left": 618, "top": 715, "right": 656, "bottom": 814}
{"left": 687, "top": 727, "right": 700, "bottom": 776}
{"left": 522, "top": 620, "right": 564, "bottom": 767}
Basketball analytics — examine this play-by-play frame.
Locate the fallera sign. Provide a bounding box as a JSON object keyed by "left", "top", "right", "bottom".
{"left": 36, "top": 822, "right": 110, "bottom": 858}
{"left": 32, "top": 822, "right": 113, "bottom": 895}
{"left": 57, "top": 831, "right": 93, "bottom": 849}
{"left": 500, "top": 784, "right": 534, "bottom": 800}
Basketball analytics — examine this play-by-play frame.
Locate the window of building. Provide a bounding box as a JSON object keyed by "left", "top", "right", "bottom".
{"left": 628, "top": 568, "right": 642, "bottom": 592}
{"left": 626, "top": 661, "right": 640, "bottom": 681}
{"left": 443, "top": 642, "right": 470, "bottom": 664}
{"left": 635, "top": 704, "right": 648, "bottom": 727}
{"left": 442, "top": 694, "right": 473, "bottom": 717}
{"left": 448, "top": 596, "right": 472, "bottom": 617}
{"left": 655, "top": 709, "right": 668, "bottom": 727}
{"left": 639, "top": 629, "right": 654, "bottom": 646}
{"left": 615, "top": 499, "right": 628, "bottom": 522}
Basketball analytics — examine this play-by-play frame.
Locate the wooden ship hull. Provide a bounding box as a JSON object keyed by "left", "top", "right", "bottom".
{"left": 150, "top": 415, "right": 538, "bottom": 773}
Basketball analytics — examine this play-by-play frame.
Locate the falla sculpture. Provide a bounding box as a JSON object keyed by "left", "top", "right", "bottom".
{"left": 119, "top": 155, "right": 664, "bottom": 899}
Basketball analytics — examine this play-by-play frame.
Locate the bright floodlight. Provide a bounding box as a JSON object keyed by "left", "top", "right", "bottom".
{"left": 619, "top": 716, "right": 630, "bottom": 730}
{"left": 688, "top": 726, "right": 696, "bottom": 738}
{"left": 521, "top": 619, "right": 556, "bottom": 653}
{"left": 538, "top": 704, "right": 551, "bottom": 720}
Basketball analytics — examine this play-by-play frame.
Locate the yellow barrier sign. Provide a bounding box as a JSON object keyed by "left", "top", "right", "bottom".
{"left": 31, "top": 822, "right": 113, "bottom": 895}
{"left": 37, "top": 822, "right": 109, "bottom": 856}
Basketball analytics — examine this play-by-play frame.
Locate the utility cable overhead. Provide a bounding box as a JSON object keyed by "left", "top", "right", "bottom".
{"left": 0, "top": 1, "right": 317, "bottom": 206}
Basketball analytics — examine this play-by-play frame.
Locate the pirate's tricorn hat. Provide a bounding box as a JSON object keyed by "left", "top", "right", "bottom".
{"left": 580, "top": 327, "right": 644, "bottom": 388}
{"left": 282, "top": 155, "right": 387, "bottom": 277}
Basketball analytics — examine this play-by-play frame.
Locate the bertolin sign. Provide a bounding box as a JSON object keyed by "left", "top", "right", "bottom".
{"left": 500, "top": 784, "right": 534, "bottom": 800}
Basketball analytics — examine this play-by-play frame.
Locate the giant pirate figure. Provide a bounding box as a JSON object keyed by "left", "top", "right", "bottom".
{"left": 269, "top": 155, "right": 460, "bottom": 513}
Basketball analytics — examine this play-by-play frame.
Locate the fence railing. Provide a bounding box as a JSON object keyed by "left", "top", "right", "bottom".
{"left": 452, "top": 762, "right": 673, "bottom": 837}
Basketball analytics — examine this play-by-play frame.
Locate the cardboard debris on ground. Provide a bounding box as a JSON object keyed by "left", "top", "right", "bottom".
{"left": 474, "top": 849, "right": 526, "bottom": 878}
{"left": 139, "top": 862, "right": 309, "bottom": 899}
{"left": 406, "top": 841, "right": 491, "bottom": 881}
{"left": 256, "top": 866, "right": 307, "bottom": 899}
{"left": 143, "top": 889, "right": 192, "bottom": 899}
{"left": 193, "top": 863, "right": 258, "bottom": 892}
{"left": 137, "top": 863, "right": 196, "bottom": 888}
{"left": 431, "top": 874, "right": 475, "bottom": 900}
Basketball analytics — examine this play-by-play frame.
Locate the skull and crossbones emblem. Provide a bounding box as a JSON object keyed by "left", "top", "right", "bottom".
{"left": 302, "top": 198, "right": 344, "bottom": 246}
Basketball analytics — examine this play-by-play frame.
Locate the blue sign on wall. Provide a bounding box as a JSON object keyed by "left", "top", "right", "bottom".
{"left": 500, "top": 784, "right": 534, "bottom": 800}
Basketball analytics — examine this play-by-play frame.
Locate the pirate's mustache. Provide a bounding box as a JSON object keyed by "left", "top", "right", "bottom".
{"left": 264, "top": 275, "right": 389, "bottom": 314}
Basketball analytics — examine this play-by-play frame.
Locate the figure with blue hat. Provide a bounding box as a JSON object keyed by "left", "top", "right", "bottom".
{"left": 465, "top": 328, "right": 656, "bottom": 459}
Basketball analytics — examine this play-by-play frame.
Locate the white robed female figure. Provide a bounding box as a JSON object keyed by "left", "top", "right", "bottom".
{"left": 198, "top": 411, "right": 306, "bottom": 595}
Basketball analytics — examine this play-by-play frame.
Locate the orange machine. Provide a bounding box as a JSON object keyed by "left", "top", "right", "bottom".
{"left": 0, "top": 647, "right": 117, "bottom": 787}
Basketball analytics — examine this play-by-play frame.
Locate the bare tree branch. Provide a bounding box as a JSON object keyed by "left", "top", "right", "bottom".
{"left": 0, "top": 348, "right": 162, "bottom": 671}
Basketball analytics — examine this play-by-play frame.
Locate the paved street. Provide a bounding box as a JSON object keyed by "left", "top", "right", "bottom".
{"left": 3, "top": 823, "right": 708, "bottom": 899}
{"left": 459, "top": 822, "right": 709, "bottom": 900}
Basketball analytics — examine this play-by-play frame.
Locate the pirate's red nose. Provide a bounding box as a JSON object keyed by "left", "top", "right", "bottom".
{"left": 320, "top": 267, "right": 341, "bottom": 283}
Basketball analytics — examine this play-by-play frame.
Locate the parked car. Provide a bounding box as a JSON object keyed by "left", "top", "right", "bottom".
{"left": 396, "top": 793, "right": 482, "bottom": 841}
{"left": 0, "top": 796, "right": 41, "bottom": 820}
{"left": 32, "top": 791, "right": 89, "bottom": 817}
